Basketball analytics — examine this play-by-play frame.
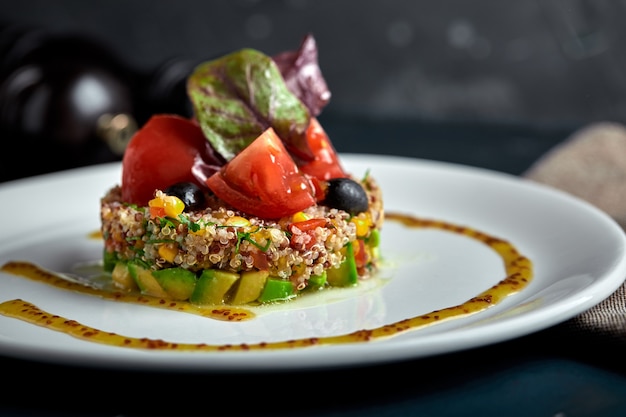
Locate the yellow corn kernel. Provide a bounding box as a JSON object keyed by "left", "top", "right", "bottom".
{"left": 190, "top": 226, "right": 206, "bottom": 236}
{"left": 158, "top": 244, "right": 178, "bottom": 263}
{"left": 149, "top": 195, "right": 185, "bottom": 218}
{"left": 352, "top": 217, "right": 371, "bottom": 237}
{"left": 162, "top": 195, "right": 185, "bottom": 217}
{"left": 291, "top": 211, "right": 310, "bottom": 223}
{"left": 250, "top": 229, "right": 269, "bottom": 245}
{"left": 148, "top": 197, "right": 163, "bottom": 208}
{"left": 225, "top": 216, "right": 250, "bottom": 227}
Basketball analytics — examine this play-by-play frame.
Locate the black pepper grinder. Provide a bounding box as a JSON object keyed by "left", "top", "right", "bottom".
{"left": 0, "top": 22, "right": 197, "bottom": 182}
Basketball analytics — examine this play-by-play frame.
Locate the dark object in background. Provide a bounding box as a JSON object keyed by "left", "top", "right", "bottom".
{"left": 0, "top": 19, "right": 577, "bottom": 185}
{"left": 0, "top": 23, "right": 196, "bottom": 182}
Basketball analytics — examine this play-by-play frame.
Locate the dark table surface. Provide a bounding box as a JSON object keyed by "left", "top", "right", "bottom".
{"left": 2, "top": 114, "right": 626, "bottom": 417}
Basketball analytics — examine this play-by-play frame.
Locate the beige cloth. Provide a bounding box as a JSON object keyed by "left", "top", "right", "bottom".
{"left": 566, "top": 283, "right": 626, "bottom": 340}
{"left": 524, "top": 122, "right": 626, "bottom": 341}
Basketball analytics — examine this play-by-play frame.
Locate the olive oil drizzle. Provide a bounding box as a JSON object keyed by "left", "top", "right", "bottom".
{"left": 0, "top": 212, "right": 533, "bottom": 351}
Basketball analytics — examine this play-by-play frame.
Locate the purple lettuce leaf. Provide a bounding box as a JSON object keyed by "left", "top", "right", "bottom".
{"left": 273, "top": 33, "right": 331, "bottom": 117}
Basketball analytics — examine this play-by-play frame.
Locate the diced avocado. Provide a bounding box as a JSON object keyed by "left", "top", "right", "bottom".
{"left": 103, "top": 249, "right": 118, "bottom": 272}
{"left": 151, "top": 267, "right": 197, "bottom": 301}
{"left": 189, "top": 269, "right": 240, "bottom": 305}
{"left": 306, "top": 271, "right": 327, "bottom": 290}
{"left": 231, "top": 270, "right": 269, "bottom": 305}
{"left": 111, "top": 262, "right": 138, "bottom": 291}
{"left": 326, "top": 241, "right": 358, "bottom": 287}
{"left": 366, "top": 229, "right": 381, "bottom": 260}
{"left": 367, "top": 229, "right": 380, "bottom": 248}
{"left": 128, "top": 262, "right": 169, "bottom": 298}
{"left": 257, "top": 278, "right": 295, "bottom": 303}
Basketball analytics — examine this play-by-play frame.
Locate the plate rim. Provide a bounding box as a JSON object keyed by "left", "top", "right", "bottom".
{"left": 1, "top": 154, "right": 625, "bottom": 372}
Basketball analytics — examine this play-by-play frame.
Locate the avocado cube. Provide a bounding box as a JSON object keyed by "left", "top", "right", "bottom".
{"left": 103, "top": 249, "right": 118, "bottom": 272}
{"left": 111, "top": 262, "right": 138, "bottom": 291}
{"left": 326, "top": 241, "right": 358, "bottom": 287}
{"left": 306, "top": 271, "right": 327, "bottom": 290}
{"left": 366, "top": 229, "right": 380, "bottom": 248}
{"left": 366, "top": 229, "right": 381, "bottom": 260}
{"left": 231, "top": 270, "right": 269, "bottom": 305}
{"left": 257, "top": 278, "right": 295, "bottom": 303}
{"left": 128, "top": 262, "right": 169, "bottom": 298}
{"left": 190, "top": 269, "right": 240, "bottom": 305}
{"left": 151, "top": 268, "right": 197, "bottom": 301}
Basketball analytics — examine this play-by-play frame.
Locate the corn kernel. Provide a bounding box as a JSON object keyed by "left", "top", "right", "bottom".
{"left": 352, "top": 217, "right": 371, "bottom": 237}
{"left": 225, "top": 216, "right": 250, "bottom": 227}
{"left": 292, "top": 211, "right": 310, "bottom": 223}
{"left": 148, "top": 197, "right": 163, "bottom": 208}
{"left": 190, "top": 227, "right": 205, "bottom": 236}
{"left": 162, "top": 195, "right": 185, "bottom": 217}
{"left": 158, "top": 244, "right": 178, "bottom": 263}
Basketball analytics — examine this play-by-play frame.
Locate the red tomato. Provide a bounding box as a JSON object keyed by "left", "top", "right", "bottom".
{"left": 149, "top": 206, "right": 167, "bottom": 219}
{"left": 206, "top": 127, "right": 316, "bottom": 219}
{"left": 289, "top": 218, "right": 327, "bottom": 250}
{"left": 297, "top": 118, "right": 347, "bottom": 181}
{"left": 121, "top": 114, "right": 210, "bottom": 206}
{"left": 289, "top": 218, "right": 327, "bottom": 233}
{"left": 354, "top": 239, "right": 368, "bottom": 269}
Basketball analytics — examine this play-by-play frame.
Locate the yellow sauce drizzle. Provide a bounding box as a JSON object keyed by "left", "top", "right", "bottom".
{"left": 88, "top": 230, "right": 102, "bottom": 240}
{"left": 0, "top": 212, "right": 533, "bottom": 351}
{"left": 0, "top": 262, "right": 253, "bottom": 322}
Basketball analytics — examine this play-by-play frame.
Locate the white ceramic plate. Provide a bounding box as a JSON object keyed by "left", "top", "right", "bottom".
{"left": 1, "top": 154, "right": 625, "bottom": 372}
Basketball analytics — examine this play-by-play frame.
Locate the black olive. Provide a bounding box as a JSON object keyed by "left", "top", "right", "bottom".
{"left": 323, "top": 178, "right": 369, "bottom": 214}
{"left": 164, "top": 182, "right": 206, "bottom": 211}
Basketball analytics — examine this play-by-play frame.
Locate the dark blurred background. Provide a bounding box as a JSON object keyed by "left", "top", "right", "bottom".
{"left": 1, "top": 0, "right": 624, "bottom": 181}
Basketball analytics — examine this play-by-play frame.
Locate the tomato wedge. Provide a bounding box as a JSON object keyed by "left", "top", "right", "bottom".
{"left": 121, "top": 114, "right": 213, "bottom": 206}
{"left": 206, "top": 127, "right": 316, "bottom": 219}
{"left": 296, "top": 118, "right": 347, "bottom": 181}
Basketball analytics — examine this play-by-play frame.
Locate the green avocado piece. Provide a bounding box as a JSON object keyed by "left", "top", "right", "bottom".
{"left": 103, "top": 249, "right": 118, "bottom": 272}
{"left": 257, "top": 278, "right": 295, "bottom": 303}
{"left": 111, "top": 262, "right": 138, "bottom": 291}
{"left": 366, "top": 229, "right": 381, "bottom": 260}
{"left": 190, "top": 269, "right": 240, "bottom": 305}
{"left": 367, "top": 229, "right": 380, "bottom": 248}
{"left": 127, "top": 262, "right": 169, "bottom": 298}
{"left": 231, "top": 270, "right": 269, "bottom": 305}
{"left": 306, "top": 271, "right": 327, "bottom": 290}
{"left": 326, "top": 241, "right": 358, "bottom": 287}
{"left": 151, "top": 268, "right": 197, "bottom": 301}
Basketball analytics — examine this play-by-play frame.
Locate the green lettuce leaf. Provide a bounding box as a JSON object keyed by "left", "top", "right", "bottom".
{"left": 187, "top": 48, "right": 311, "bottom": 162}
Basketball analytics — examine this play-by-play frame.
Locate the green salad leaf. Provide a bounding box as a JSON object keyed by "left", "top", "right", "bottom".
{"left": 187, "top": 48, "right": 311, "bottom": 162}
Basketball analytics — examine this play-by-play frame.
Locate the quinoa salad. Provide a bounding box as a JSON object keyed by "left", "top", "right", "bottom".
{"left": 99, "top": 34, "right": 384, "bottom": 306}
{"left": 101, "top": 174, "right": 383, "bottom": 302}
